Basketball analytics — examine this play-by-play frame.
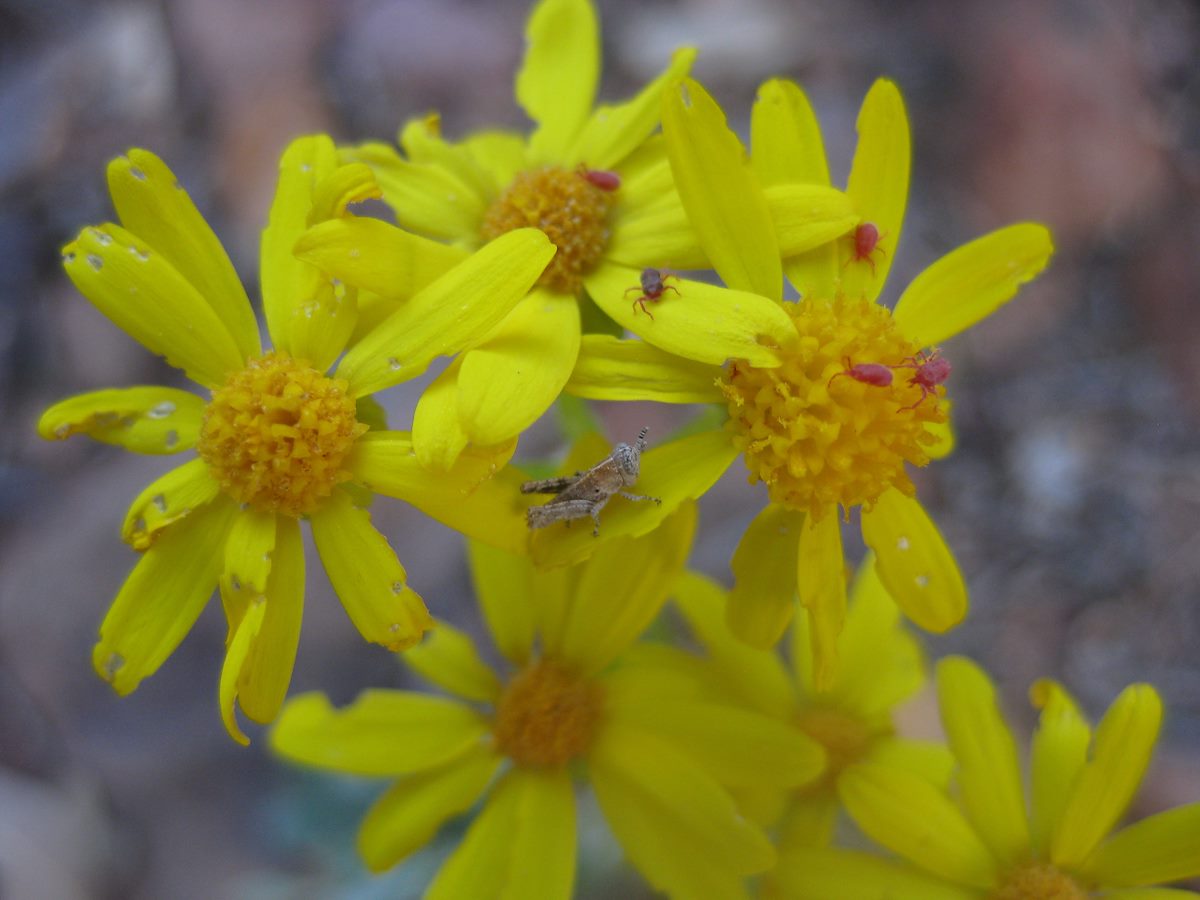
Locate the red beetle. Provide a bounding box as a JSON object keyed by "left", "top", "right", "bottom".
{"left": 578, "top": 166, "right": 621, "bottom": 192}
{"left": 895, "top": 349, "right": 951, "bottom": 410}
{"left": 829, "top": 356, "right": 894, "bottom": 389}
{"left": 846, "top": 222, "right": 887, "bottom": 274}
{"left": 625, "top": 267, "right": 679, "bottom": 319}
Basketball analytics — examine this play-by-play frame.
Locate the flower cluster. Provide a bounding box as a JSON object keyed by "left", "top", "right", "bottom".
{"left": 39, "top": 0, "right": 1197, "bottom": 896}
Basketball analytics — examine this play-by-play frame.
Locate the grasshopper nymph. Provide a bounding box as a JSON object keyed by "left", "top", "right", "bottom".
{"left": 522, "top": 428, "right": 662, "bottom": 536}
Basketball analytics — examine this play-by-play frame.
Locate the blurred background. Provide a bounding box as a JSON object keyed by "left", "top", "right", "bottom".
{"left": 2, "top": 0, "right": 1199, "bottom": 896}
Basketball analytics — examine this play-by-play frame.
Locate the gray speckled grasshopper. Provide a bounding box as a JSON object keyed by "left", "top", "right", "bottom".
{"left": 522, "top": 427, "right": 661, "bottom": 536}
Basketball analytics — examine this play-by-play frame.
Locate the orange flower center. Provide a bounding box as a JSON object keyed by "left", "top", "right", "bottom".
{"left": 198, "top": 351, "right": 366, "bottom": 517}
{"left": 795, "top": 706, "right": 878, "bottom": 781}
{"left": 992, "top": 863, "right": 1088, "bottom": 900}
{"left": 719, "top": 296, "right": 946, "bottom": 519}
{"left": 493, "top": 659, "right": 604, "bottom": 767}
{"left": 481, "top": 166, "right": 613, "bottom": 294}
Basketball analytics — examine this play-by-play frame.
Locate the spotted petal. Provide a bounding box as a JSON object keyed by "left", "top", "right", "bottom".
{"left": 309, "top": 490, "right": 433, "bottom": 651}
{"left": 107, "top": 149, "right": 259, "bottom": 358}
{"left": 335, "top": 229, "right": 554, "bottom": 397}
{"left": 93, "top": 497, "right": 237, "bottom": 695}
{"left": 121, "top": 458, "right": 220, "bottom": 551}
{"left": 38, "top": 386, "right": 204, "bottom": 455}
{"left": 63, "top": 224, "right": 245, "bottom": 388}
{"left": 861, "top": 489, "right": 967, "bottom": 633}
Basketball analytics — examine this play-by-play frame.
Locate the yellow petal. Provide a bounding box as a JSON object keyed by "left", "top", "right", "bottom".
{"left": 839, "top": 762, "right": 997, "bottom": 888}
{"left": 270, "top": 690, "right": 488, "bottom": 776}
{"left": 107, "top": 149, "right": 259, "bottom": 358}
{"left": 590, "top": 721, "right": 776, "bottom": 894}
{"left": 609, "top": 700, "right": 825, "bottom": 789}
{"left": 1028, "top": 678, "right": 1091, "bottom": 858}
{"left": 553, "top": 502, "right": 696, "bottom": 674}
{"left": 309, "top": 490, "right": 433, "bottom": 651}
{"left": 221, "top": 507, "right": 277, "bottom": 602}
{"left": 411, "top": 357, "right": 471, "bottom": 471}
{"left": 829, "top": 577, "right": 925, "bottom": 718}
{"left": 670, "top": 570, "right": 797, "bottom": 719}
{"left": 516, "top": 0, "right": 598, "bottom": 164}
{"left": 1084, "top": 803, "right": 1200, "bottom": 888}
{"left": 568, "top": 47, "right": 697, "bottom": 169}
{"left": 865, "top": 737, "right": 956, "bottom": 791}
{"left": 892, "top": 223, "right": 1055, "bottom": 345}
{"left": 347, "top": 431, "right": 527, "bottom": 555}
{"left": 796, "top": 512, "right": 848, "bottom": 690}
{"left": 771, "top": 846, "right": 977, "bottom": 900}
{"left": 750, "top": 78, "right": 831, "bottom": 187}
{"left": 861, "top": 489, "right": 967, "bottom": 632}
{"left": 727, "top": 503, "right": 804, "bottom": 649}
{"left": 604, "top": 194, "right": 711, "bottom": 270}
{"left": 260, "top": 135, "right": 339, "bottom": 353}
{"left": 335, "top": 228, "right": 555, "bottom": 396}
{"left": 584, "top": 261, "right": 795, "bottom": 368}
{"left": 357, "top": 746, "right": 502, "bottom": 873}
{"left": 567, "top": 335, "right": 725, "bottom": 403}
{"left": 399, "top": 114, "right": 500, "bottom": 199}
{"left": 344, "top": 141, "right": 485, "bottom": 241}
{"left": 926, "top": 410, "right": 956, "bottom": 459}
{"left": 1052, "top": 684, "right": 1164, "bottom": 868}
{"left": 62, "top": 224, "right": 244, "bottom": 388}
{"left": 293, "top": 217, "right": 467, "bottom": 303}
{"left": 308, "top": 161, "right": 381, "bottom": 222}
{"left": 121, "top": 458, "right": 221, "bottom": 551}
{"left": 531, "top": 428, "right": 737, "bottom": 569}
{"left": 38, "top": 386, "right": 204, "bottom": 455}
{"left": 93, "top": 497, "right": 237, "bottom": 695}
{"left": 468, "top": 539, "right": 536, "bottom": 666}
{"left": 404, "top": 619, "right": 501, "bottom": 704}
{"left": 841, "top": 79, "right": 910, "bottom": 302}
{"left": 766, "top": 183, "right": 858, "bottom": 257}
{"left": 936, "top": 656, "right": 1031, "bottom": 866}
{"left": 1099, "top": 891, "right": 1200, "bottom": 900}
{"left": 236, "top": 516, "right": 305, "bottom": 724}
{"left": 774, "top": 792, "right": 840, "bottom": 853}
{"left": 456, "top": 288, "right": 581, "bottom": 446}
{"left": 427, "top": 767, "right": 576, "bottom": 900}
{"left": 219, "top": 594, "right": 264, "bottom": 746}
{"left": 663, "top": 77, "right": 782, "bottom": 299}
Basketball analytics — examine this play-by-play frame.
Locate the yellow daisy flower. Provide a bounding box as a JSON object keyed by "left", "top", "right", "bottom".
{"left": 671, "top": 558, "right": 952, "bottom": 861}
{"left": 271, "top": 500, "right": 826, "bottom": 898}
{"left": 38, "top": 137, "right": 555, "bottom": 743}
{"left": 561, "top": 76, "right": 1055, "bottom": 683}
{"left": 774, "top": 656, "right": 1200, "bottom": 899}
{"left": 297, "top": 0, "right": 851, "bottom": 473}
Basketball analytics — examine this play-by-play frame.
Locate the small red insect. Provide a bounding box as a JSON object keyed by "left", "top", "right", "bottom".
{"left": 625, "top": 267, "right": 679, "bottom": 320}
{"left": 845, "top": 222, "right": 887, "bottom": 274}
{"left": 828, "top": 356, "right": 894, "bottom": 389}
{"left": 894, "top": 349, "right": 951, "bottom": 410}
{"left": 577, "top": 166, "right": 621, "bottom": 192}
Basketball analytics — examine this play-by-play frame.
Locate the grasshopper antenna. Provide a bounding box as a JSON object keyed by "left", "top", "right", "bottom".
{"left": 635, "top": 427, "right": 649, "bottom": 453}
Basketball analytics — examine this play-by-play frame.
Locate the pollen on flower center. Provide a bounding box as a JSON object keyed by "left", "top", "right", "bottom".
{"left": 992, "top": 863, "right": 1088, "bottom": 900}
{"left": 493, "top": 659, "right": 604, "bottom": 767}
{"left": 720, "top": 296, "right": 946, "bottom": 519}
{"left": 198, "top": 351, "right": 366, "bottom": 517}
{"left": 481, "top": 166, "right": 613, "bottom": 294}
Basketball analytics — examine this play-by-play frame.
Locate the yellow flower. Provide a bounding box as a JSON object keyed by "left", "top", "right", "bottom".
{"left": 773, "top": 656, "right": 1200, "bottom": 899}
{"left": 560, "top": 77, "right": 1055, "bottom": 683}
{"left": 271, "top": 501, "right": 826, "bottom": 898}
{"left": 672, "top": 558, "right": 952, "bottom": 861}
{"left": 38, "top": 137, "right": 554, "bottom": 743}
{"left": 296, "top": 0, "right": 837, "bottom": 473}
